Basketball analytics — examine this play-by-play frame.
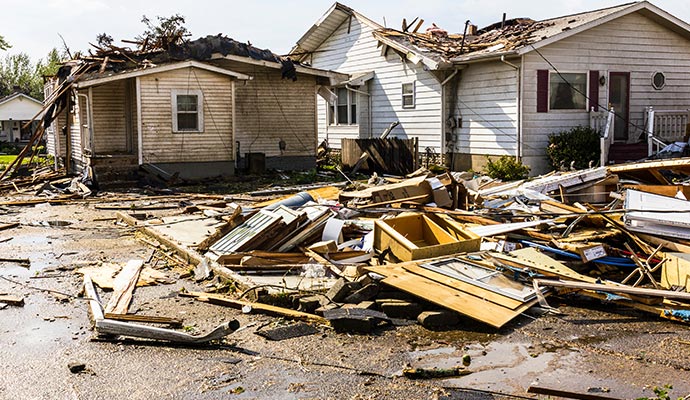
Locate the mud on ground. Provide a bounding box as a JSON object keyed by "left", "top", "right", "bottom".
{"left": 1, "top": 197, "right": 690, "bottom": 400}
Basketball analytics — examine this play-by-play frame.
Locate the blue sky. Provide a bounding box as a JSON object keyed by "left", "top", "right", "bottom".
{"left": 3, "top": 0, "right": 690, "bottom": 62}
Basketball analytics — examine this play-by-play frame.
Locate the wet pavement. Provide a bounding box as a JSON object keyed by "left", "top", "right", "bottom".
{"left": 1, "top": 199, "right": 690, "bottom": 399}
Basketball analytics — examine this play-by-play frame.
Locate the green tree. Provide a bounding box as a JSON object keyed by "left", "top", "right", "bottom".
{"left": 0, "top": 48, "right": 63, "bottom": 100}
{"left": 136, "top": 14, "right": 191, "bottom": 51}
{"left": 0, "top": 35, "right": 9, "bottom": 51}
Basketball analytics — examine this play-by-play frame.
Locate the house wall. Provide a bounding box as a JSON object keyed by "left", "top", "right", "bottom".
{"left": 449, "top": 60, "right": 519, "bottom": 171}
{"left": 219, "top": 61, "right": 318, "bottom": 169}
{"left": 91, "top": 80, "right": 130, "bottom": 154}
{"left": 308, "top": 15, "right": 443, "bottom": 153}
{"left": 138, "top": 67, "right": 234, "bottom": 167}
{"left": 521, "top": 11, "right": 690, "bottom": 174}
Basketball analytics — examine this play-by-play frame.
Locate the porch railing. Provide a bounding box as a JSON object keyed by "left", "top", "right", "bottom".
{"left": 645, "top": 107, "right": 689, "bottom": 156}
{"left": 590, "top": 106, "right": 615, "bottom": 166}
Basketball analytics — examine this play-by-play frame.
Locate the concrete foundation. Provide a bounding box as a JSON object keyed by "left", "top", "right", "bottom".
{"left": 152, "top": 161, "right": 235, "bottom": 180}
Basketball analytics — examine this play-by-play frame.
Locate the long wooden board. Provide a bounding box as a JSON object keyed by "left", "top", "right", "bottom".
{"left": 367, "top": 265, "right": 535, "bottom": 328}
{"left": 492, "top": 248, "right": 598, "bottom": 283}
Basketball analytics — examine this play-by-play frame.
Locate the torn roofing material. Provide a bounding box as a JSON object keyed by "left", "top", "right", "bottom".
{"left": 373, "top": 1, "right": 690, "bottom": 67}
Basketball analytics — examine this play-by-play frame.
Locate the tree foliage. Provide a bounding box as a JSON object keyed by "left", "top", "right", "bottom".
{"left": 0, "top": 48, "right": 64, "bottom": 100}
{"left": 136, "top": 14, "right": 191, "bottom": 51}
{"left": 0, "top": 35, "right": 9, "bottom": 51}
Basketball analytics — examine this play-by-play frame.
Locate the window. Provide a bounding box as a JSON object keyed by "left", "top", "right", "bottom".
{"left": 171, "top": 90, "right": 203, "bottom": 132}
{"left": 328, "top": 87, "right": 358, "bottom": 125}
{"left": 652, "top": 72, "right": 665, "bottom": 90}
{"left": 402, "top": 82, "right": 415, "bottom": 108}
{"left": 549, "top": 72, "right": 586, "bottom": 110}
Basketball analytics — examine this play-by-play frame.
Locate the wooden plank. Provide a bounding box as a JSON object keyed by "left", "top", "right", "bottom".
{"left": 103, "top": 313, "right": 183, "bottom": 327}
{"left": 527, "top": 385, "right": 623, "bottom": 400}
{"left": 367, "top": 265, "right": 534, "bottom": 328}
{"left": 104, "top": 260, "right": 144, "bottom": 315}
{"left": 534, "top": 279, "right": 690, "bottom": 302}
{"left": 185, "top": 291, "right": 329, "bottom": 325}
{"left": 399, "top": 263, "right": 524, "bottom": 309}
{"left": 0, "top": 295, "right": 24, "bottom": 306}
{"left": 493, "top": 249, "right": 599, "bottom": 283}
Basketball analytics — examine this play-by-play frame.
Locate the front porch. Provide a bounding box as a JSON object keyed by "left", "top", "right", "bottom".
{"left": 591, "top": 107, "right": 690, "bottom": 165}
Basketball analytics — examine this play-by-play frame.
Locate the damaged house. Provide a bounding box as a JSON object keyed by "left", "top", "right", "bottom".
{"left": 45, "top": 36, "right": 345, "bottom": 184}
{"left": 291, "top": 1, "right": 690, "bottom": 174}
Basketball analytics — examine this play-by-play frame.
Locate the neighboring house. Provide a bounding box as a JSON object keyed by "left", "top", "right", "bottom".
{"left": 292, "top": 2, "right": 690, "bottom": 174}
{"left": 0, "top": 92, "right": 42, "bottom": 144}
{"left": 45, "top": 36, "right": 346, "bottom": 183}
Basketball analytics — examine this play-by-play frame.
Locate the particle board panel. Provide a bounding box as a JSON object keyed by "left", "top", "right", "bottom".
{"left": 367, "top": 265, "right": 534, "bottom": 328}
{"left": 400, "top": 263, "right": 524, "bottom": 310}
{"left": 493, "top": 248, "right": 598, "bottom": 283}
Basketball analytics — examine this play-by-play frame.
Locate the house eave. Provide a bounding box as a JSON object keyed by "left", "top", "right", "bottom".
{"left": 74, "top": 60, "right": 250, "bottom": 89}
{"left": 211, "top": 53, "right": 348, "bottom": 82}
{"left": 373, "top": 33, "right": 450, "bottom": 70}
{"left": 451, "top": 50, "right": 519, "bottom": 65}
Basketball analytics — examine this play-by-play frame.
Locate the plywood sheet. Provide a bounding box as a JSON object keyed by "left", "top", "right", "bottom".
{"left": 367, "top": 265, "right": 534, "bottom": 328}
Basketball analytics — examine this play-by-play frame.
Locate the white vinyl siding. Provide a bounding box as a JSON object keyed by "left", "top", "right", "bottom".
{"left": 139, "top": 68, "right": 234, "bottom": 164}
{"left": 521, "top": 11, "right": 690, "bottom": 174}
{"left": 452, "top": 60, "right": 518, "bottom": 156}
{"left": 309, "top": 16, "right": 442, "bottom": 152}
{"left": 91, "top": 80, "right": 130, "bottom": 154}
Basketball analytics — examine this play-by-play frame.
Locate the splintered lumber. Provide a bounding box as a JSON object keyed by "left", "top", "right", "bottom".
{"left": 0, "top": 257, "right": 30, "bottom": 267}
{"left": 0, "top": 222, "right": 19, "bottom": 231}
{"left": 527, "top": 385, "right": 622, "bottom": 400}
{"left": 196, "top": 206, "right": 243, "bottom": 251}
{"left": 184, "top": 291, "right": 329, "bottom": 325}
{"left": 366, "top": 265, "right": 536, "bottom": 328}
{"left": 95, "top": 319, "right": 240, "bottom": 344}
{"left": 104, "top": 313, "right": 183, "bottom": 327}
{"left": 84, "top": 275, "right": 238, "bottom": 343}
{"left": 533, "top": 279, "right": 690, "bottom": 302}
{"left": 104, "top": 260, "right": 144, "bottom": 314}
{"left": 0, "top": 295, "right": 25, "bottom": 306}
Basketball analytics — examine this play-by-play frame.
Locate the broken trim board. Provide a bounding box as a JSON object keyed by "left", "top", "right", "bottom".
{"left": 104, "top": 260, "right": 144, "bottom": 314}
{"left": 467, "top": 219, "right": 554, "bottom": 237}
{"left": 533, "top": 279, "right": 690, "bottom": 302}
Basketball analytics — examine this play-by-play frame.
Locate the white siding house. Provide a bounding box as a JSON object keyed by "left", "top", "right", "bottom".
{"left": 293, "top": 1, "right": 690, "bottom": 175}
{"left": 0, "top": 92, "right": 43, "bottom": 143}
{"left": 291, "top": 3, "right": 446, "bottom": 156}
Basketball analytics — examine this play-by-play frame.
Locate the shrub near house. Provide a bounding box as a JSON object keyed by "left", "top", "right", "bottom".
{"left": 547, "top": 126, "right": 601, "bottom": 171}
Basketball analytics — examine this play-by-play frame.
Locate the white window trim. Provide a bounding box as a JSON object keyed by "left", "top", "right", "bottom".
{"left": 402, "top": 81, "right": 416, "bottom": 109}
{"left": 171, "top": 89, "right": 204, "bottom": 133}
{"left": 328, "top": 87, "right": 358, "bottom": 126}
{"left": 548, "top": 71, "right": 588, "bottom": 112}
{"left": 651, "top": 71, "right": 666, "bottom": 90}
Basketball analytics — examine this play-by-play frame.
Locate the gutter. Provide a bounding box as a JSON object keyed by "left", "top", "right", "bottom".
{"left": 499, "top": 55, "right": 521, "bottom": 160}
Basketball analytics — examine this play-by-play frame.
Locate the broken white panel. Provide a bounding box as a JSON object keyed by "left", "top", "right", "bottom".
{"left": 467, "top": 219, "right": 554, "bottom": 237}
{"left": 624, "top": 189, "right": 690, "bottom": 239}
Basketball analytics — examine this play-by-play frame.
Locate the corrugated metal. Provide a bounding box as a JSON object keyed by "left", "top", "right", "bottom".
{"left": 209, "top": 210, "right": 282, "bottom": 254}
{"left": 139, "top": 67, "right": 234, "bottom": 164}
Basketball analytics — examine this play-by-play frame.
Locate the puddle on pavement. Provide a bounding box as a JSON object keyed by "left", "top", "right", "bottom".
{"left": 407, "top": 340, "right": 582, "bottom": 393}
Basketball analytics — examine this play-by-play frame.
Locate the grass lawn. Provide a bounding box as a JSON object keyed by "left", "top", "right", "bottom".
{"left": 0, "top": 155, "right": 17, "bottom": 163}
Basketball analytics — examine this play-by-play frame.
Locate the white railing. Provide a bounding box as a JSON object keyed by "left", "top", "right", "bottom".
{"left": 645, "top": 107, "right": 689, "bottom": 156}
{"left": 590, "top": 106, "right": 615, "bottom": 166}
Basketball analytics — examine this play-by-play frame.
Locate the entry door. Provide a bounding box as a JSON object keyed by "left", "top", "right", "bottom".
{"left": 609, "top": 72, "right": 630, "bottom": 141}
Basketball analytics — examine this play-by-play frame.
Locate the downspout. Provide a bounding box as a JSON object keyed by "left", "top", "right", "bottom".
{"left": 440, "top": 69, "right": 459, "bottom": 169}
{"left": 136, "top": 77, "right": 143, "bottom": 165}
{"left": 500, "top": 55, "right": 521, "bottom": 160}
{"left": 346, "top": 84, "right": 371, "bottom": 138}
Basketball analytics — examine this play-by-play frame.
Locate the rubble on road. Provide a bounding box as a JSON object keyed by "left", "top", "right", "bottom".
{"left": 5, "top": 156, "right": 690, "bottom": 339}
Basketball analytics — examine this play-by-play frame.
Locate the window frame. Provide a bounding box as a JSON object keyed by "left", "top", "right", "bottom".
{"left": 652, "top": 71, "right": 666, "bottom": 90}
{"left": 548, "top": 71, "right": 588, "bottom": 112}
{"left": 402, "top": 81, "right": 416, "bottom": 109}
{"left": 328, "top": 86, "right": 358, "bottom": 126}
{"left": 171, "top": 89, "right": 204, "bottom": 133}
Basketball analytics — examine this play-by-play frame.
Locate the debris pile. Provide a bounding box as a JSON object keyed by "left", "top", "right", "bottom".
{"left": 91, "top": 157, "right": 690, "bottom": 339}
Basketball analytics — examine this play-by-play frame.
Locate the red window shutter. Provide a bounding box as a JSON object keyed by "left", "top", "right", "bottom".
{"left": 536, "top": 70, "right": 549, "bottom": 113}
{"left": 588, "top": 70, "right": 599, "bottom": 112}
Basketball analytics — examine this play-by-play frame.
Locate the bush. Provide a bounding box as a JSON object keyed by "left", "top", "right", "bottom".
{"left": 484, "top": 155, "right": 530, "bottom": 181}
{"left": 547, "top": 126, "right": 600, "bottom": 170}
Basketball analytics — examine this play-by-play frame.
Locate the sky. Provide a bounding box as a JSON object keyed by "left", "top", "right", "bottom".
{"left": 2, "top": 0, "right": 690, "bottom": 63}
